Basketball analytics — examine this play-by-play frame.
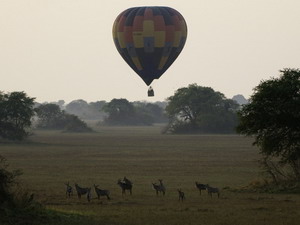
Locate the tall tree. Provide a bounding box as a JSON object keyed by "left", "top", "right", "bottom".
{"left": 0, "top": 92, "right": 35, "bottom": 140}
{"left": 102, "top": 99, "right": 166, "bottom": 126}
{"left": 35, "top": 104, "right": 64, "bottom": 129}
{"left": 65, "top": 100, "right": 106, "bottom": 120}
{"left": 65, "top": 99, "right": 89, "bottom": 116}
{"left": 165, "top": 84, "right": 239, "bottom": 133}
{"left": 102, "top": 99, "right": 136, "bottom": 125}
{"left": 133, "top": 102, "right": 167, "bottom": 124}
{"left": 237, "top": 69, "right": 300, "bottom": 181}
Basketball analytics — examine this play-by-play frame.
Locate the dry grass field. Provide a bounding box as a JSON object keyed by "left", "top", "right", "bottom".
{"left": 0, "top": 125, "right": 299, "bottom": 225}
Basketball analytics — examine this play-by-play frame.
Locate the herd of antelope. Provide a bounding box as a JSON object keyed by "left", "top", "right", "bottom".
{"left": 65, "top": 177, "right": 220, "bottom": 202}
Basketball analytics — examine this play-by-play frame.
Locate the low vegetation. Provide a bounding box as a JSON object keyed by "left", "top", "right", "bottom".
{"left": 102, "top": 98, "right": 167, "bottom": 126}
{"left": 1, "top": 127, "right": 299, "bottom": 225}
{"left": 0, "top": 155, "right": 97, "bottom": 225}
{"left": 35, "top": 103, "right": 93, "bottom": 133}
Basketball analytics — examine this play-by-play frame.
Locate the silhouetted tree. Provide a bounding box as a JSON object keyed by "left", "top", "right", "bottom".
{"left": 35, "top": 104, "right": 65, "bottom": 129}
{"left": 36, "top": 103, "right": 92, "bottom": 132}
{"left": 0, "top": 155, "right": 22, "bottom": 204}
{"left": 237, "top": 68, "right": 300, "bottom": 182}
{"left": 133, "top": 102, "right": 167, "bottom": 124}
{"left": 63, "top": 114, "right": 93, "bottom": 132}
{"left": 65, "top": 99, "right": 89, "bottom": 116}
{"left": 102, "top": 99, "right": 137, "bottom": 125}
{"left": 102, "top": 99, "right": 167, "bottom": 126}
{"left": 55, "top": 100, "right": 65, "bottom": 109}
{"left": 0, "top": 91, "right": 35, "bottom": 140}
{"left": 165, "top": 84, "right": 239, "bottom": 133}
{"left": 232, "top": 94, "right": 248, "bottom": 105}
{"left": 0, "top": 155, "right": 51, "bottom": 225}
{"left": 65, "top": 100, "right": 106, "bottom": 120}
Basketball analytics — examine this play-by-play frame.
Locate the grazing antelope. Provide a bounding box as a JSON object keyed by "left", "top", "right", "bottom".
{"left": 65, "top": 182, "right": 73, "bottom": 198}
{"left": 177, "top": 189, "right": 185, "bottom": 202}
{"left": 117, "top": 179, "right": 133, "bottom": 196}
{"left": 206, "top": 184, "right": 220, "bottom": 198}
{"left": 195, "top": 182, "right": 207, "bottom": 195}
{"left": 75, "top": 183, "right": 91, "bottom": 201}
{"left": 94, "top": 184, "right": 110, "bottom": 200}
{"left": 152, "top": 179, "right": 166, "bottom": 196}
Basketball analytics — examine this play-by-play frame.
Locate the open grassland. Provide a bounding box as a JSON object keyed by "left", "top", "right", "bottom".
{"left": 1, "top": 126, "right": 300, "bottom": 225}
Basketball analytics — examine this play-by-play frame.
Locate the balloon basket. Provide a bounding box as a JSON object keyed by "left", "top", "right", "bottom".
{"left": 148, "top": 87, "right": 154, "bottom": 97}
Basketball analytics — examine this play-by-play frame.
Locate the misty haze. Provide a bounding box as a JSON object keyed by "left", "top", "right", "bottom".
{"left": 1, "top": 1, "right": 300, "bottom": 225}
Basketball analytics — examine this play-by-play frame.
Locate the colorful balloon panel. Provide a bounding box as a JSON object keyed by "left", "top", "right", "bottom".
{"left": 112, "top": 7, "right": 187, "bottom": 86}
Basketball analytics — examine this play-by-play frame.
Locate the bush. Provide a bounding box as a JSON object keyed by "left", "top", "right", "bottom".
{"left": 63, "top": 114, "right": 93, "bottom": 132}
{"left": 0, "top": 155, "right": 41, "bottom": 224}
{"left": 36, "top": 104, "right": 93, "bottom": 132}
{"left": 0, "top": 155, "right": 95, "bottom": 225}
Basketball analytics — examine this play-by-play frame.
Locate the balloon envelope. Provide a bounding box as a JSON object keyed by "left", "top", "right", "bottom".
{"left": 112, "top": 6, "right": 187, "bottom": 86}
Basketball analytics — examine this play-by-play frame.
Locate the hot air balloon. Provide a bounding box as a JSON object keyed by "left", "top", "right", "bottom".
{"left": 112, "top": 6, "right": 187, "bottom": 96}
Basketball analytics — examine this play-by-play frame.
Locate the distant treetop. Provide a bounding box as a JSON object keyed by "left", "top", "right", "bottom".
{"left": 232, "top": 94, "right": 249, "bottom": 105}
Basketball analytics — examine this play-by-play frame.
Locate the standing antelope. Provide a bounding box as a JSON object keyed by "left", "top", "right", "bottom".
{"left": 206, "top": 184, "right": 220, "bottom": 198}
{"left": 65, "top": 182, "right": 73, "bottom": 198}
{"left": 87, "top": 188, "right": 92, "bottom": 202}
{"left": 177, "top": 189, "right": 185, "bottom": 202}
{"left": 117, "top": 179, "right": 133, "bottom": 196}
{"left": 195, "top": 182, "right": 207, "bottom": 195}
{"left": 152, "top": 179, "right": 166, "bottom": 196}
{"left": 94, "top": 184, "right": 110, "bottom": 200}
{"left": 75, "top": 183, "right": 92, "bottom": 201}
{"left": 123, "top": 176, "right": 133, "bottom": 185}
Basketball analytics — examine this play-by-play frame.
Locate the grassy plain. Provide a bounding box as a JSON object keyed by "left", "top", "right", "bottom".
{"left": 0, "top": 125, "right": 299, "bottom": 225}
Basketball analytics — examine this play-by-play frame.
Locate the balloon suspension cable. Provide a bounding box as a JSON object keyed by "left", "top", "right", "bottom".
{"left": 148, "top": 86, "right": 154, "bottom": 97}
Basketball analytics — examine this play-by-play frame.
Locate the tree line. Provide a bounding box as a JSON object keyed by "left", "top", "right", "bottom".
{"left": 1, "top": 68, "right": 299, "bottom": 190}
{"left": 1, "top": 86, "right": 241, "bottom": 140}
{"left": 35, "top": 99, "right": 168, "bottom": 129}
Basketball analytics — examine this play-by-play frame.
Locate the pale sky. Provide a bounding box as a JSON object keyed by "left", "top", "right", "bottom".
{"left": 1, "top": 0, "right": 300, "bottom": 103}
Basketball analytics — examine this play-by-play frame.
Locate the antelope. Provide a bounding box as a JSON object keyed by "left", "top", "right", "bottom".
{"left": 152, "top": 179, "right": 166, "bottom": 196}
{"left": 123, "top": 176, "right": 133, "bottom": 185}
{"left": 94, "top": 184, "right": 110, "bottom": 200}
{"left": 87, "top": 188, "right": 92, "bottom": 202}
{"left": 206, "top": 184, "right": 220, "bottom": 198}
{"left": 177, "top": 189, "right": 185, "bottom": 202}
{"left": 117, "top": 179, "right": 133, "bottom": 196}
{"left": 195, "top": 182, "right": 207, "bottom": 195}
{"left": 65, "top": 182, "right": 73, "bottom": 198}
{"left": 75, "top": 183, "right": 91, "bottom": 201}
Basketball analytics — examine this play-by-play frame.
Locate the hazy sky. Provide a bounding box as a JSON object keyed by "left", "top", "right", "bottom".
{"left": 1, "top": 0, "right": 300, "bottom": 103}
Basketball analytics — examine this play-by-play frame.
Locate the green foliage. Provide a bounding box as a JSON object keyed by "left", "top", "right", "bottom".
{"left": 36, "top": 104, "right": 93, "bottom": 132}
{"left": 0, "top": 155, "right": 38, "bottom": 224}
{"left": 102, "top": 99, "right": 166, "bottom": 126}
{"left": 0, "top": 156, "right": 22, "bottom": 204}
{"left": 165, "top": 84, "right": 239, "bottom": 133}
{"left": 237, "top": 68, "right": 300, "bottom": 181}
{"left": 134, "top": 102, "right": 168, "bottom": 124}
{"left": 35, "top": 104, "right": 65, "bottom": 129}
{"left": 0, "top": 91, "right": 35, "bottom": 140}
{"left": 63, "top": 114, "right": 93, "bottom": 133}
{"left": 65, "top": 99, "right": 106, "bottom": 120}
